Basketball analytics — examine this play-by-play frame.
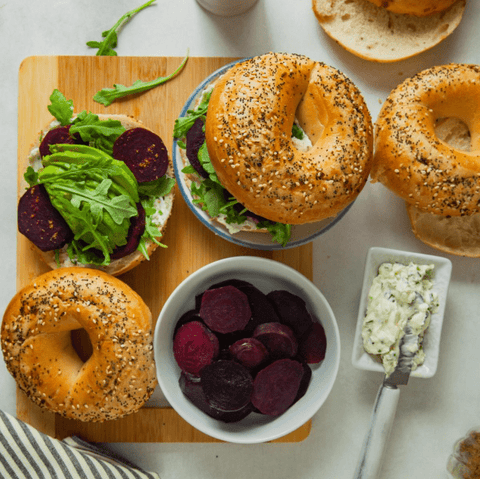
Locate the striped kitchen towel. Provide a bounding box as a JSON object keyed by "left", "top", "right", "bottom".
{"left": 0, "top": 410, "right": 160, "bottom": 479}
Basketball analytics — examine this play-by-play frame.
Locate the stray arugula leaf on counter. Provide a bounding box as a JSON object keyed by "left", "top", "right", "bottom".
{"left": 86, "top": 0, "right": 157, "bottom": 56}
{"left": 93, "top": 52, "right": 189, "bottom": 107}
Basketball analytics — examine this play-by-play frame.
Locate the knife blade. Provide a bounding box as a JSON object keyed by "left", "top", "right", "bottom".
{"left": 353, "top": 327, "right": 417, "bottom": 479}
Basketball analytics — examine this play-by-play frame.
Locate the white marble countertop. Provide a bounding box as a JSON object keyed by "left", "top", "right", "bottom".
{"left": 1, "top": 1, "right": 479, "bottom": 478}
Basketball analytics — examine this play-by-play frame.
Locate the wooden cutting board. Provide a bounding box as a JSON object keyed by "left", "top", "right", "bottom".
{"left": 16, "top": 56, "right": 313, "bottom": 443}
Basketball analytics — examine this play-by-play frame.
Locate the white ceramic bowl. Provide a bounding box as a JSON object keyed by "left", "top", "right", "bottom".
{"left": 172, "top": 58, "right": 355, "bottom": 251}
{"left": 352, "top": 247, "right": 452, "bottom": 378}
{"left": 154, "top": 256, "right": 341, "bottom": 444}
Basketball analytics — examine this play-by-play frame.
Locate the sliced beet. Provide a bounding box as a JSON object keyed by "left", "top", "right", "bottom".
{"left": 266, "top": 290, "right": 313, "bottom": 338}
{"left": 112, "top": 127, "right": 168, "bottom": 183}
{"left": 229, "top": 338, "right": 269, "bottom": 369}
{"left": 173, "top": 309, "right": 203, "bottom": 339}
{"left": 251, "top": 359, "right": 304, "bottom": 416}
{"left": 39, "top": 125, "right": 86, "bottom": 158}
{"left": 179, "top": 372, "right": 253, "bottom": 423}
{"left": 242, "top": 286, "right": 281, "bottom": 331}
{"left": 299, "top": 322, "right": 327, "bottom": 364}
{"left": 200, "top": 360, "right": 253, "bottom": 412}
{"left": 199, "top": 285, "right": 251, "bottom": 334}
{"left": 18, "top": 184, "right": 73, "bottom": 251}
{"left": 173, "top": 321, "right": 219, "bottom": 376}
{"left": 185, "top": 118, "right": 209, "bottom": 178}
{"left": 253, "top": 322, "right": 298, "bottom": 358}
{"left": 294, "top": 361, "right": 312, "bottom": 404}
{"left": 209, "top": 279, "right": 254, "bottom": 290}
{"left": 110, "top": 202, "right": 146, "bottom": 259}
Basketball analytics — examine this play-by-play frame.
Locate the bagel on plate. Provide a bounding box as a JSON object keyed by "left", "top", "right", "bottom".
{"left": 371, "top": 64, "right": 480, "bottom": 257}
{"left": 174, "top": 52, "right": 373, "bottom": 246}
{"left": 312, "top": 0, "right": 466, "bottom": 62}
{"left": 1, "top": 268, "right": 156, "bottom": 422}
{"left": 18, "top": 90, "right": 175, "bottom": 276}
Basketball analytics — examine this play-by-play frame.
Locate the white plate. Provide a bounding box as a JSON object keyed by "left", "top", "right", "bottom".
{"left": 154, "top": 256, "right": 341, "bottom": 444}
{"left": 352, "top": 246, "right": 452, "bottom": 378}
{"left": 172, "top": 58, "right": 355, "bottom": 251}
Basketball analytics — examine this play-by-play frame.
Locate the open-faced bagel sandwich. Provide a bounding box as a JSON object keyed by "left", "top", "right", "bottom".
{"left": 18, "top": 90, "right": 175, "bottom": 276}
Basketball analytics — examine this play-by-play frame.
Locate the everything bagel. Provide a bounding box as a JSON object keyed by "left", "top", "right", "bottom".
{"left": 1, "top": 268, "right": 156, "bottom": 422}
{"left": 371, "top": 63, "right": 480, "bottom": 217}
{"left": 205, "top": 52, "right": 373, "bottom": 225}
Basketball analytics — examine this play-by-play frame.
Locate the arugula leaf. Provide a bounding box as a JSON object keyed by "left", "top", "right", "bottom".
{"left": 24, "top": 166, "right": 38, "bottom": 187}
{"left": 86, "top": 0, "right": 157, "bottom": 56}
{"left": 69, "top": 112, "right": 126, "bottom": 155}
{"left": 137, "top": 176, "right": 176, "bottom": 198}
{"left": 173, "top": 89, "right": 212, "bottom": 139}
{"left": 257, "top": 221, "right": 292, "bottom": 247}
{"left": 137, "top": 197, "right": 168, "bottom": 259}
{"left": 292, "top": 123, "right": 304, "bottom": 140}
{"left": 47, "top": 89, "right": 74, "bottom": 126}
{"left": 93, "top": 52, "right": 189, "bottom": 107}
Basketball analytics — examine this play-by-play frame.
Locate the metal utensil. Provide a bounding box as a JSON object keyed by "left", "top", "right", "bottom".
{"left": 353, "top": 329, "right": 416, "bottom": 479}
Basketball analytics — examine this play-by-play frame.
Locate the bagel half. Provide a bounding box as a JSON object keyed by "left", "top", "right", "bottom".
{"left": 204, "top": 52, "right": 373, "bottom": 225}
{"left": 406, "top": 117, "right": 480, "bottom": 257}
{"left": 312, "top": 0, "right": 466, "bottom": 63}
{"left": 1, "top": 268, "right": 156, "bottom": 422}
{"left": 21, "top": 114, "right": 175, "bottom": 276}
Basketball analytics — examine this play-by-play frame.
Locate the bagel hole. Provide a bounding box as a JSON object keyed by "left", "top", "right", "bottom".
{"left": 71, "top": 328, "right": 93, "bottom": 362}
{"left": 435, "top": 117, "right": 471, "bottom": 151}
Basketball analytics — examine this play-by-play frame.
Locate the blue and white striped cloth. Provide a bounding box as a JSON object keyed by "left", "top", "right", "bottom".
{"left": 0, "top": 410, "right": 159, "bottom": 479}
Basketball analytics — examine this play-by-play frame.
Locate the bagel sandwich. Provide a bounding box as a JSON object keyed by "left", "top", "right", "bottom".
{"left": 312, "top": 0, "right": 466, "bottom": 63}
{"left": 18, "top": 89, "right": 175, "bottom": 276}
{"left": 173, "top": 52, "right": 373, "bottom": 246}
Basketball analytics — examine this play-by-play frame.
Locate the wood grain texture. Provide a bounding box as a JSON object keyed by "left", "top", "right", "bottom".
{"left": 16, "top": 56, "right": 313, "bottom": 443}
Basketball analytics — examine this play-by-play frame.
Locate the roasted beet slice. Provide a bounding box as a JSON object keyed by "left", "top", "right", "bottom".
{"left": 251, "top": 359, "right": 304, "bottom": 416}
{"left": 179, "top": 372, "right": 253, "bottom": 422}
{"left": 113, "top": 127, "right": 168, "bottom": 183}
{"left": 39, "top": 125, "right": 85, "bottom": 158}
{"left": 200, "top": 360, "right": 253, "bottom": 412}
{"left": 266, "top": 290, "right": 313, "bottom": 338}
{"left": 299, "top": 322, "right": 327, "bottom": 364}
{"left": 294, "top": 361, "right": 312, "bottom": 404}
{"left": 18, "top": 184, "right": 73, "bottom": 251}
{"left": 185, "top": 118, "right": 209, "bottom": 179}
{"left": 229, "top": 338, "right": 269, "bottom": 369}
{"left": 253, "top": 322, "right": 298, "bottom": 358}
{"left": 110, "top": 202, "right": 146, "bottom": 259}
{"left": 173, "top": 321, "right": 219, "bottom": 376}
{"left": 242, "top": 286, "right": 281, "bottom": 331}
{"left": 173, "top": 309, "right": 203, "bottom": 339}
{"left": 199, "top": 285, "right": 252, "bottom": 334}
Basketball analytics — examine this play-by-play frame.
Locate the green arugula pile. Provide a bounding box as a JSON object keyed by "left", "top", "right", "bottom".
{"left": 25, "top": 90, "right": 175, "bottom": 266}
{"left": 173, "top": 91, "right": 292, "bottom": 247}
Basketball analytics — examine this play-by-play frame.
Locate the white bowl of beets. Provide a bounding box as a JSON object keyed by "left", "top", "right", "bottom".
{"left": 154, "top": 256, "right": 341, "bottom": 444}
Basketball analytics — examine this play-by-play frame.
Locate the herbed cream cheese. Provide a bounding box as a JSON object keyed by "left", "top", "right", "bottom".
{"left": 361, "top": 262, "right": 439, "bottom": 377}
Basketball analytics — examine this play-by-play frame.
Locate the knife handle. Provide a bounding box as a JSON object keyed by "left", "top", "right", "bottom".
{"left": 353, "top": 383, "right": 401, "bottom": 479}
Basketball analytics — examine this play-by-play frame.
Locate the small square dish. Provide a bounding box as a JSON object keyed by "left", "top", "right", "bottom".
{"left": 352, "top": 247, "right": 452, "bottom": 378}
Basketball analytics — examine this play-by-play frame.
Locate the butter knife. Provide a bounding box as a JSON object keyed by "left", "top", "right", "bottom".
{"left": 353, "top": 329, "right": 416, "bottom": 479}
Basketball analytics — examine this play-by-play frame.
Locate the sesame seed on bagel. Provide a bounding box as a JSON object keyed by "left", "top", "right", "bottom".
{"left": 372, "top": 63, "right": 480, "bottom": 217}
{"left": 205, "top": 52, "right": 374, "bottom": 225}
